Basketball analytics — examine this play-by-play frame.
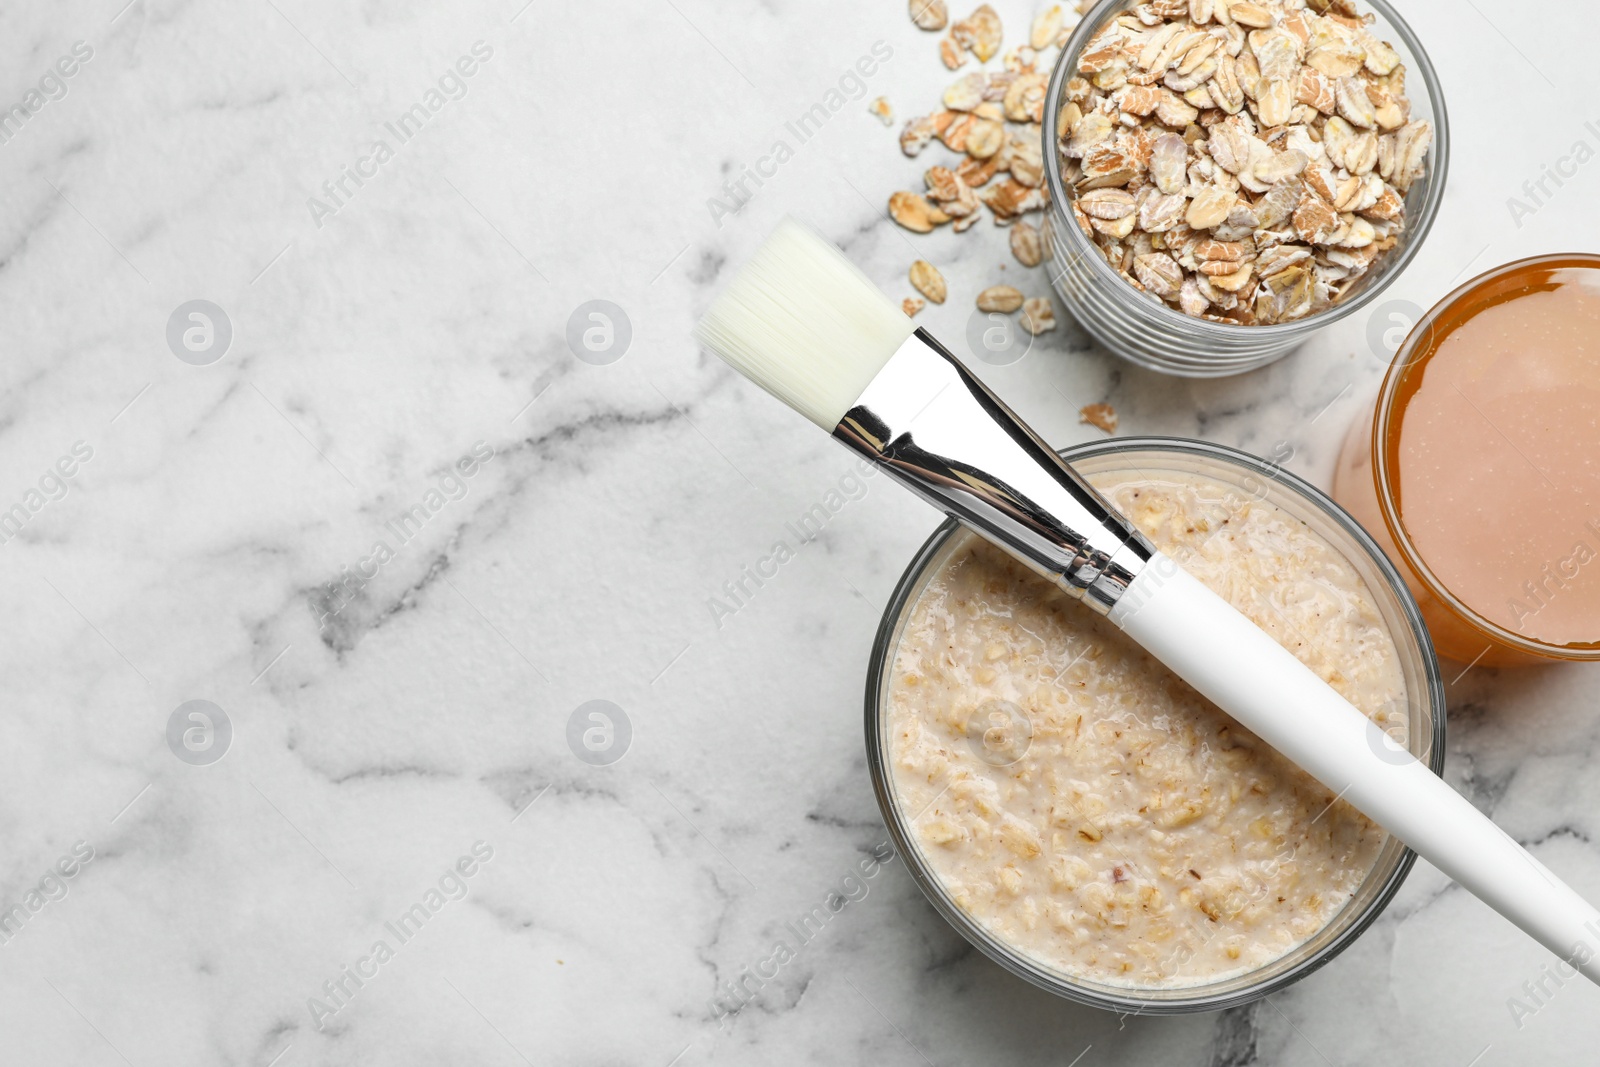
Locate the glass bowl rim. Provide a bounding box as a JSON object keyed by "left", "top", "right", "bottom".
{"left": 863, "top": 435, "right": 1448, "bottom": 1013}
{"left": 1041, "top": 0, "right": 1452, "bottom": 340}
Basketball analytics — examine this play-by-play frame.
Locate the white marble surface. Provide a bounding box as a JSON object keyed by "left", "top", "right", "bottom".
{"left": 2, "top": 0, "right": 1598, "bottom": 1064}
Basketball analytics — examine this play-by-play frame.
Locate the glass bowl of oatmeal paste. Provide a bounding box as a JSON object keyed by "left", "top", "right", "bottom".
{"left": 866, "top": 438, "right": 1445, "bottom": 1012}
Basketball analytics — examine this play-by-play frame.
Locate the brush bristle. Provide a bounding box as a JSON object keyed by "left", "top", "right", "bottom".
{"left": 694, "top": 218, "right": 914, "bottom": 430}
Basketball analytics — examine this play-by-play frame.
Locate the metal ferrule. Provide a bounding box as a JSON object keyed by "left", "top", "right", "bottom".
{"left": 833, "top": 329, "right": 1153, "bottom": 615}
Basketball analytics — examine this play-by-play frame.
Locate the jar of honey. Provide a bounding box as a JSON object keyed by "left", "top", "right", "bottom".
{"left": 1334, "top": 255, "right": 1600, "bottom": 666}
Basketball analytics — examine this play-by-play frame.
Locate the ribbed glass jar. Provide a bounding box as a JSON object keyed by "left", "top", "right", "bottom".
{"left": 1041, "top": 0, "right": 1450, "bottom": 377}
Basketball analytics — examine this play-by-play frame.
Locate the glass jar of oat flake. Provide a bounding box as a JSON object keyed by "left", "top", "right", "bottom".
{"left": 1042, "top": 0, "right": 1450, "bottom": 377}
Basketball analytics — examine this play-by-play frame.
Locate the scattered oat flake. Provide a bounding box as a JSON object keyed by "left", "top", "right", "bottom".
{"left": 1021, "top": 296, "right": 1056, "bottom": 334}
{"left": 977, "top": 285, "right": 1024, "bottom": 313}
{"left": 1080, "top": 402, "right": 1118, "bottom": 434}
{"left": 1030, "top": 6, "right": 1064, "bottom": 50}
{"left": 869, "top": 97, "right": 894, "bottom": 126}
{"left": 1010, "top": 221, "right": 1043, "bottom": 267}
{"left": 953, "top": 4, "right": 1002, "bottom": 64}
{"left": 943, "top": 73, "right": 986, "bottom": 112}
{"left": 899, "top": 114, "right": 939, "bottom": 157}
{"left": 940, "top": 34, "right": 967, "bottom": 69}
{"left": 910, "top": 0, "right": 948, "bottom": 30}
{"left": 910, "top": 260, "right": 948, "bottom": 303}
{"left": 889, "top": 191, "right": 950, "bottom": 233}
{"left": 878, "top": 0, "right": 1130, "bottom": 347}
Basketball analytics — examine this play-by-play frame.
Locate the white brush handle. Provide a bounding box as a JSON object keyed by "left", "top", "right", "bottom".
{"left": 1113, "top": 554, "right": 1600, "bottom": 983}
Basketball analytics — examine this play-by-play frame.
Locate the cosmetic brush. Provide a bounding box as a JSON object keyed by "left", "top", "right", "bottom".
{"left": 695, "top": 217, "right": 1600, "bottom": 984}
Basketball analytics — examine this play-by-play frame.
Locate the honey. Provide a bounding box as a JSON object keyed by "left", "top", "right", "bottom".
{"left": 1335, "top": 255, "right": 1600, "bottom": 664}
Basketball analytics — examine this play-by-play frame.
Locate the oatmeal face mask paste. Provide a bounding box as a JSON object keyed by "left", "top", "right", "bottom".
{"left": 886, "top": 458, "right": 1418, "bottom": 990}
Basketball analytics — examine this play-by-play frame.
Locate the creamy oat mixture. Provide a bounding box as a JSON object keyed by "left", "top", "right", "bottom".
{"left": 887, "top": 467, "right": 1408, "bottom": 987}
